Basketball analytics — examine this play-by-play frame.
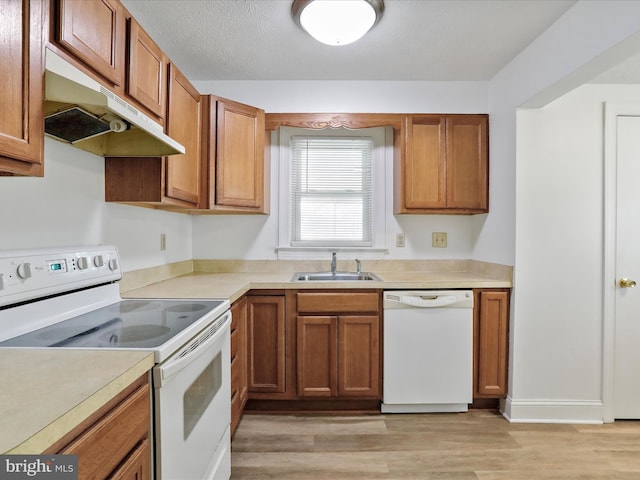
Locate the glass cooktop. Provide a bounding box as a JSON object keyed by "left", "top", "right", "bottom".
{"left": 0, "top": 299, "right": 226, "bottom": 349}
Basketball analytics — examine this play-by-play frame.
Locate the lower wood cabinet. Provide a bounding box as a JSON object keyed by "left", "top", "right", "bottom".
{"left": 230, "top": 297, "right": 248, "bottom": 437}
{"left": 473, "top": 289, "right": 510, "bottom": 398}
{"left": 246, "top": 294, "right": 286, "bottom": 394}
{"left": 45, "top": 374, "right": 150, "bottom": 480}
{"left": 296, "top": 291, "right": 381, "bottom": 400}
{"left": 297, "top": 314, "right": 380, "bottom": 398}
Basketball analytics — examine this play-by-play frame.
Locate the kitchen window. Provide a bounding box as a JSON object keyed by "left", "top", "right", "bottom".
{"left": 277, "top": 126, "right": 387, "bottom": 258}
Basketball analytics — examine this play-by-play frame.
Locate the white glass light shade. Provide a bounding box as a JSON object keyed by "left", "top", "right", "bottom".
{"left": 295, "top": 0, "right": 382, "bottom": 46}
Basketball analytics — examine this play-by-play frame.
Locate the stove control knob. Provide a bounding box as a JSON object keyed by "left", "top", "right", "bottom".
{"left": 77, "top": 257, "right": 89, "bottom": 270}
{"left": 108, "top": 258, "right": 119, "bottom": 271}
{"left": 93, "top": 255, "right": 104, "bottom": 268}
{"left": 17, "top": 262, "right": 32, "bottom": 279}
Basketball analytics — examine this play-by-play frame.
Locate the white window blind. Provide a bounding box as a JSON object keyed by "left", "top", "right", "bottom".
{"left": 290, "top": 135, "right": 373, "bottom": 247}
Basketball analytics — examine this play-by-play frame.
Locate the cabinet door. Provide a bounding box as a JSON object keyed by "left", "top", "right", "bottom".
{"left": 446, "top": 115, "right": 488, "bottom": 211}
{"left": 297, "top": 316, "right": 337, "bottom": 397}
{"left": 58, "top": 382, "right": 150, "bottom": 479}
{"left": 165, "top": 63, "right": 201, "bottom": 206}
{"left": 474, "top": 290, "right": 509, "bottom": 397}
{"left": 247, "top": 295, "right": 286, "bottom": 393}
{"left": 0, "top": 0, "right": 44, "bottom": 176}
{"left": 127, "top": 18, "right": 166, "bottom": 119}
{"left": 215, "top": 98, "right": 265, "bottom": 209}
{"left": 403, "top": 115, "right": 446, "bottom": 209}
{"left": 56, "top": 0, "right": 126, "bottom": 86}
{"left": 230, "top": 297, "right": 248, "bottom": 436}
{"left": 338, "top": 315, "right": 380, "bottom": 398}
{"left": 109, "top": 438, "right": 150, "bottom": 480}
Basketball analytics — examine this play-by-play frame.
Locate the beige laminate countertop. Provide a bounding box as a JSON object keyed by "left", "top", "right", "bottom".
{"left": 0, "top": 349, "right": 154, "bottom": 454}
{"left": 122, "top": 270, "right": 512, "bottom": 302}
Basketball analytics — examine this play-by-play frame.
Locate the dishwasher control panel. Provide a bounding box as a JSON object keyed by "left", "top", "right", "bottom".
{"left": 383, "top": 290, "right": 473, "bottom": 309}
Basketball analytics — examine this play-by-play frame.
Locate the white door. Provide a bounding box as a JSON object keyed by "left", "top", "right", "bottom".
{"left": 614, "top": 115, "right": 640, "bottom": 419}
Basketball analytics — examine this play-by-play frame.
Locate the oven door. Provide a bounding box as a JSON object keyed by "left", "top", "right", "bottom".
{"left": 153, "top": 310, "right": 231, "bottom": 480}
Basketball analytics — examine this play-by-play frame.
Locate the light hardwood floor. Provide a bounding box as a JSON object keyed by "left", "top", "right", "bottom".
{"left": 230, "top": 410, "right": 640, "bottom": 479}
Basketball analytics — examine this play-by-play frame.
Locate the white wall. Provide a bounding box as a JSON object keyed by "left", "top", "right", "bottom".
{"left": 486, "top": 0, "right": 640, "bottom": 422}
{"left": 192, "top": 80, "right": 488, "bottom": 260}
{"left": 510, "top": 85, "right": 640, "bottom": 422}
{"left": 0, "top": 139, "right": 192, "bottom": 272}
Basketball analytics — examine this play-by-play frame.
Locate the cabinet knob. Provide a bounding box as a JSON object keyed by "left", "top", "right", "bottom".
{"left": 619, "top": 278, "right": 637, "bottom": 288}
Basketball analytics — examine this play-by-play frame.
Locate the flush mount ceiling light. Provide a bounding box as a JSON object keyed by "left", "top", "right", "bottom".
{"left": 292, "top": 0, "right": 384, "bottom": 46}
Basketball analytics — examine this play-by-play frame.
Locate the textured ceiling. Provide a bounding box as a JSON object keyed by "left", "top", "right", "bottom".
{"left": 121, "top": 0, "right": 578, "bottom": 81}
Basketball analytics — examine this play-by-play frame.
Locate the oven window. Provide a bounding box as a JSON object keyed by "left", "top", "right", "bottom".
{"left": 183, "top": 352, "right": 222, "bottom": 440}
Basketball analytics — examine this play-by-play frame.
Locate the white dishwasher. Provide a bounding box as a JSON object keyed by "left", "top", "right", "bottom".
{"left": 382, "top": 290, "right": 474, "bottom": 413}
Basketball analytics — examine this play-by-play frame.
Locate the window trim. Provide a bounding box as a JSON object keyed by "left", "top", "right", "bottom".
{"left": 276, "top": 126, "right": 388, "bottom": 259}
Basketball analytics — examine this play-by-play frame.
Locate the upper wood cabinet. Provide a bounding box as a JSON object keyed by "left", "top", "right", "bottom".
{"left": 0, "top": 0, "right": 45, "bottom": 176}
{"left": 127, "top": 18, "right": 167, "bottom": 118}
{"left": 53, "top": 0, "right": 166, "bottom": 123}
{"left": 473, "top": 289, "right": 510, "bottom": 398}
{"left": 200, "top": 96, "right": 269, "bottom": 214}
{"left": 105, "top": 64, "right": 201, "bottom": 209}
{"left": 396, "top": 114, "right": 489, "bottom": 214}
{"left": 55, "top": 0, "right": 126, "bottom": 87}
{"left": 165, "top": 63, "right": 201, "bottom": 207}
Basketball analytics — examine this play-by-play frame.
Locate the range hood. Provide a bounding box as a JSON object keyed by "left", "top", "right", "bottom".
{"left": 44, "top": 48, "right": 185, "bottom": 157}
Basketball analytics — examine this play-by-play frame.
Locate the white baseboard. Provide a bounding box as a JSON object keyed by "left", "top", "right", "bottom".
{"left": 502, "top": 396, "right": 604, "bottom": 424}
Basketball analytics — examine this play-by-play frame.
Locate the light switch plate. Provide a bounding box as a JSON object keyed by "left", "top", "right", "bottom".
{"left": 160, "top": 233, "right": 167, "bottom": 251}
{"left": 432, "top": 232, "right": 447, "bottom": 248}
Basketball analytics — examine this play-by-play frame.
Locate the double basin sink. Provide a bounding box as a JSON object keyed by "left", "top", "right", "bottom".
{"left": 291, "top": 271, "right": 382, "bottom": 282}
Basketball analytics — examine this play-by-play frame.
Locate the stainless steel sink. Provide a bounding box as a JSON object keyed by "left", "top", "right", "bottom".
{"left": 291, "top": 271, "right": 382, "bottom": 282}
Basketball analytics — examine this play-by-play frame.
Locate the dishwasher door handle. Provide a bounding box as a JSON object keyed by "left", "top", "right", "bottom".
{"left": 398, "top": 295, "right": 459, "bottom": 308}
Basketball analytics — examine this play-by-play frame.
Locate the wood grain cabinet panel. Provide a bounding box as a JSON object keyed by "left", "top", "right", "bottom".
{"left": 338, "top": 315, "right": 380, "bottom": 397}
{"left": 127, "top": 18, "right": 166, "bottom": 118}
{"left": 46, "top": 375, "right": 151, "bottom": 480}
{"left": 216, "top": 98, "right": 265, "bottom": 209}
{"left": 199, "top": 95, "right": 268, "bottom": 214}
{"left": 247, "top": 295, "right": 286, "bottom": 394}
{"left": 395, "top": 114, "right": 488, "bottom": 214}
{"left": 297, "top": 316, "right": 338, "bottom": 397}
{"left": 446, "top": 116, "right": 489, "bottom": 210}
{"left": 474, "top": 289, "right": 510, "bottom": 398}
{"left": 165, "top": 62, "right": 201, "bottom": 206}
{"left": 295, "top": 291, "right": 381, "bottom": 400}
{"left": 56, "top": 0, "right": 126, "bottom": 86}
{"left": 104, "top": 65, "right": 201, "bottom": 210}
{"left": 230, "top": 297, "right": 248, "bottom": 437}
{"left": 403, "top": 116, "right": 446, "bottom": 209}
{"left": 0, "top": 0, "right": 45, "bottom": 176}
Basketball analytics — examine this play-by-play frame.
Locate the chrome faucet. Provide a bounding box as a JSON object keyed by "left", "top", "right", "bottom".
{"left": 355, "top": 258, "right": 361, "bottom": 274}
{"left": 331, "top": 252, "right": 337, "bottom": 275}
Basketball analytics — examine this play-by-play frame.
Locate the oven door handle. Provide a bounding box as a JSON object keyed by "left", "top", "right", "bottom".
{"left": 155, "top": 310, "right": 231, "bottom": 387}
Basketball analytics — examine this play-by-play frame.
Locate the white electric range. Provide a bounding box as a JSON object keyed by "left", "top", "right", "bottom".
{"left": 0, "top": 246, "right": 231, "bottom": 480}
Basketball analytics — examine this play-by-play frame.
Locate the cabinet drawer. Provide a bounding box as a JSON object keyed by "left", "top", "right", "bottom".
{"left": 59, "top": 383, "right": 149, "bottom": 479}
{"left": 296, "top": 292, "right": 380, "bottom": 314}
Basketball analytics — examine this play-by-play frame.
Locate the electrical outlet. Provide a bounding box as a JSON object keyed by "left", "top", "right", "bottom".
{"left": 432, "top": 232, "right": 447, "bottom": 248}
{"left": 396, "top": 233, "right": 406, "bottom": 247}
{"left": 160, "top": 233, "right": 167, "bottom": 251}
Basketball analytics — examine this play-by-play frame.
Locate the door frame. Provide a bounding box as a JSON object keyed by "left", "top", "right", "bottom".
{"left": 602, "top": 103, "right": 640, "bottom": 423}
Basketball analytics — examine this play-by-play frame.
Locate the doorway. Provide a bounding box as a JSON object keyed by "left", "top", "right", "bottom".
{"left": 603, "top": 104, "right": 640, "bottom": 421}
